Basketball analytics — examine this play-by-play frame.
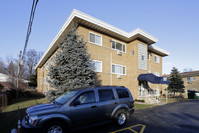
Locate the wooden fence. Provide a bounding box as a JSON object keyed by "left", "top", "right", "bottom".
{"left": 0, "top": 93, "right": 7, "bottom": 112}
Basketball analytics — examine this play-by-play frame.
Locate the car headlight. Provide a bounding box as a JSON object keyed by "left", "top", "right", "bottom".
{"left": 28, "top": 116, "right": 38, "bottom": 126}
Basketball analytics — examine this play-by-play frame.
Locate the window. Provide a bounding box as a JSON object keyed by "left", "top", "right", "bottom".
{"left": 112, "top": 64, "right": 126, "bottom": 75}
{"left": 46, "top": 61, "right": 48, "bottom": 69}
{"left": 141, "top": 55, "right": 145, "bottom": 61}
{"left": 46, "top": 77, "right": 48, "bottom": 83}
{"left": 75, "top": 91, "right": 96, "bottom": 104}
{"left": 154, "top": 89, "right": 160, "bottom": 96}
{"left": 89, "top": 32, "right": 102, "bottom": 45}
{"left": 187, "top": 77, "right": 195, "bottom": 81}
{"left": 50, "top": 57, "right": 54, "bottom": 65}
{"left": 148, "top": 52, "right": 150, "bottom": 60}
{"left": 98, "top": 89, "right": 115, "bottom": 101}
{"left": 154, "top": 56, "right": 159, "bottom": 63}
{"left": 111, "top": 40, "right": 126, "bottom": 52}
{"left": 116, "top": 89, "right": 130, "bottom": 98}
{"left": 91, "top": 60, "right": 102, "bottom": 72}
{"left": 131, "top": 50, "right": 134, "bottom": 56}
{"left": 154, "top": 72, "right": 160, "bottom": 76}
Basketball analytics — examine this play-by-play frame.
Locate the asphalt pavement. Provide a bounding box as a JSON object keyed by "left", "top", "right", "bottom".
{"left": 72, "top": 100, "right": 199, "bottom": 133}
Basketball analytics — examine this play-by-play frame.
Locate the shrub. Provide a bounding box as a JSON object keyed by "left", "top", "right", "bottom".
{"left": 135, "top": 99, "right": 145, "bottom": 103}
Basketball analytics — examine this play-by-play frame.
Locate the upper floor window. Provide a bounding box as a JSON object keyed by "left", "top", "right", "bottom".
{"left": 50, "top": 57, "right": 54, "bottom": 65}
{"left": 187, "top": 77, "right": 195, "bottom": 81}
{"left": 148, "top": 52, "right": 150, "bottom": 60}
{"left": 111, "top": 40, "right": 126, "bottom": 52}
{"left": 89, "top": 32, "right": 102, "bottom": 46}
{"left": 154, "top": 56, "right": 159, "bottom": 63}
{"left": 46, "top": 61, "right": 49, "bottom": 69}
{"left": 112, "top": 64, "right": 126, "bottom": 75}
{"left": 91, "top": 60, "right": 102, "bottom": 72}
{"left": 141, "top": 55, "right": 145, "bottom": 61}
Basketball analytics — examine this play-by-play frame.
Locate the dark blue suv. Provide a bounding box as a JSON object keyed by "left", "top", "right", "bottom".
{"left": 22, "top": 86, "right": 134, "bottom": 133}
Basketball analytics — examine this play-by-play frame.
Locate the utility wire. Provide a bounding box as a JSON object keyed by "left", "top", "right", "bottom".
{"left": 21, "top": 0, "right": 39, "bottom": 61}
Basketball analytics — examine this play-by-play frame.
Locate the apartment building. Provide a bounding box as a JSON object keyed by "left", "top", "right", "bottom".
{"left": 162, "top": 71, "right": 199, "bottom": 98}
{"left": 35, "top": 9, "right": 170, "bottom": 99}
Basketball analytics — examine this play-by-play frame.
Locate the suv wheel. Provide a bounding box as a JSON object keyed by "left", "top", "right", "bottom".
{"left": 114, "top": 109, "right": 128, "bottom": 126}
{"left": 44, "top": 121, "right": 66, "bottom": 133}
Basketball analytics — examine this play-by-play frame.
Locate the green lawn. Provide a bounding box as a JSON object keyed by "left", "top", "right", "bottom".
{"left": 134, "top": 103, "right": 157, "bottom": 110}
{"left": 0, "top": 98, "right": 48, "bottom": 133}
{"left": 0, "top": 98, "right": 156, "bottom": 133}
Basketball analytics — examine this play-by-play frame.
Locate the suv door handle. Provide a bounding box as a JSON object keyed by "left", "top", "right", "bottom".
{"left": 91, "top": 105, "right": 97, "bottom": 108}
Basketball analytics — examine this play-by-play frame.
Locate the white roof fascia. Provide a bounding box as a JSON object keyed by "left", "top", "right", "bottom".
{"left": 149, "top": 45, "right": 170, "bottom": 56}
{"left": 35, "top": 9, "right": 160, "bottom": 69}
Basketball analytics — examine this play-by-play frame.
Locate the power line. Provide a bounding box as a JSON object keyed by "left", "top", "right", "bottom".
{"left": 21, "top": 0, "right": 39, "bottom": 61}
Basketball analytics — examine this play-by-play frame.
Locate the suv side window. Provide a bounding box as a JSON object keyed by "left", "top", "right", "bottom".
{"left": 75, "top": 91, "right": 96, "bottom": 104}
{"left": 116, "top": 89, "right": 130, "bottom": 98}
{"left": 98, "top": 89, "right": 115, "bottom": 101}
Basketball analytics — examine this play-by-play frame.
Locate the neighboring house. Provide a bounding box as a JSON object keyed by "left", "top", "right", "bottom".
{"left": 35, "top": 9, "right": 170, "bottom": 99}
{"left": 0, "top": 73, "right": 29, "bottom": 91}
{"left": 162, "top": 71, "right": 199, "bottom": 98}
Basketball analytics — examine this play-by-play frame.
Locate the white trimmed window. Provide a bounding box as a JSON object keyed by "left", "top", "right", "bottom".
{"left": 112, "top": 64, "right": 126, "bottom": 75}
{"left": 89, "top": 32, "right": 102, "bottom": 46}
{"left": 154, "top": 89, "right": 160, "bottom": 96}
{"left": 148, "top": 52, "right": 150, "bottom": 60}
{"left": 154, "top": 56, "right": 159, "bottom": 63}
{"left": 111, "top": 40, "right": 126, "bottom": 52}
{"left": 50, "top": 57, "right": 54, "bottom": 65}
{"left": 154, "top": 72, "right": 160, "bottom": 76}
{"left": 91, "top": 60, "right": 102, "bottom": 72}
{"left": 46, "top": 61, "right": 48, "bottom": 69}
{"left": 187, "top": 77, "right": 195, "bottom": 81}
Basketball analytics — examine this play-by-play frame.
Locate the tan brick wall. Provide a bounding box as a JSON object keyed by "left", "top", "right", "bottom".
{"left": 37, "top": 25, "right": 164, "bottom": 99}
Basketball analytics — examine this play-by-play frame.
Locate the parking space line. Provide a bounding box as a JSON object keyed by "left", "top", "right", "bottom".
{"left": 109, "top": 124, "right": 146, "bottom": 133}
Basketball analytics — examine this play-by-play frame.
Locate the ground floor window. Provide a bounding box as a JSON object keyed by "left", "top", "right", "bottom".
{"left": 154, "top": 89, "right": 160, "bottom": 96}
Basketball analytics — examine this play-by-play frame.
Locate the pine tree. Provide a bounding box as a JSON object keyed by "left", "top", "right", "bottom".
{"left": 168, "top": 67, "right": 185, "bottom": 95}
{"left": 47, "top": 26, "right": 99, "bottom": 100}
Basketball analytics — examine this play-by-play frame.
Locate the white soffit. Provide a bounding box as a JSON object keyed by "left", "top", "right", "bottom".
{"left": 35, "top": 9, "right": 165, "bottom": 69}
{"left": 148, "top": 45, "right": 170, "bottom": 56}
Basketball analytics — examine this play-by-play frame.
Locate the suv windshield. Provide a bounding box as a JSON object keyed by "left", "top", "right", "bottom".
{"left": 55, "top": 91, "right": 78, "bottom": 104}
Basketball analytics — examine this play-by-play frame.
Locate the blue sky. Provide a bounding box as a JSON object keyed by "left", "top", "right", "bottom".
{"left": 0, "top": 0, "right": 199, "bottom": 74}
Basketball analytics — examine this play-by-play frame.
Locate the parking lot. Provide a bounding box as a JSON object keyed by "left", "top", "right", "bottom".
{"left": 72, "top": 100, "right": 199, "bottom": 133}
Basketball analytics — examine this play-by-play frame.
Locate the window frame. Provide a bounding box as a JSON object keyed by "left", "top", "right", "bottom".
{"left": 154, "top": 55, "right": 160, "bottom": 63}
{"left": 111, "top": 63, "right": 126, "bottom": 75}
{"left": 111, "top": 40, "right": 126, "bottom": 53}
{"left": 89, "top": 32, "right": 102, "bottom": 46}
{"left": 116, "top": 89, "right": 130, "bottom": 99}
{"left": 98, "top": 89, "right": 116, "bottom": 102}
{"left": 73, "top": 91, "right": 96, "bottom": 105}
{"left": 154, "top": 72, "right": 160, "bottom": 76}
{"left": 148, "top": 52, "right": 150, "bottom": 60}
{"left": 91, "top": 60, "right": 102, "bottom": 72}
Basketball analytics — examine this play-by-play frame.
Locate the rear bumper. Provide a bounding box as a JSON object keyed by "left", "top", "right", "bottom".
{"left": 22, "top": 118, "right": 42, "bottom": 133}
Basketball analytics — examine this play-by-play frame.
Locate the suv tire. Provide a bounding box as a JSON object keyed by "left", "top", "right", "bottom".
{"left": 43, "top": 121, "right": 66, "bottom": 133}
{"left": 114, "top": 109, "right": 128, "bottom": 127}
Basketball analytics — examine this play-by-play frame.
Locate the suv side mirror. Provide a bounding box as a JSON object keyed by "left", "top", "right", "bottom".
{"left": 70, "top": 101, "right": 80, "bottom": 106}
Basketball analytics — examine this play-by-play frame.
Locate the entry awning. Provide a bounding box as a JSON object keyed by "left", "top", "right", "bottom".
{"left": 137, "top": 73, "right": 170, "bottom": 84}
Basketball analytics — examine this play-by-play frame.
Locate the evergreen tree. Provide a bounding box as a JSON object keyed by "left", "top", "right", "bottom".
{"left": 168, "top": 67, "right": 185, "bottom": 95}
{"left": 47, "top": 26, "right": 99, "bottom": 100}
